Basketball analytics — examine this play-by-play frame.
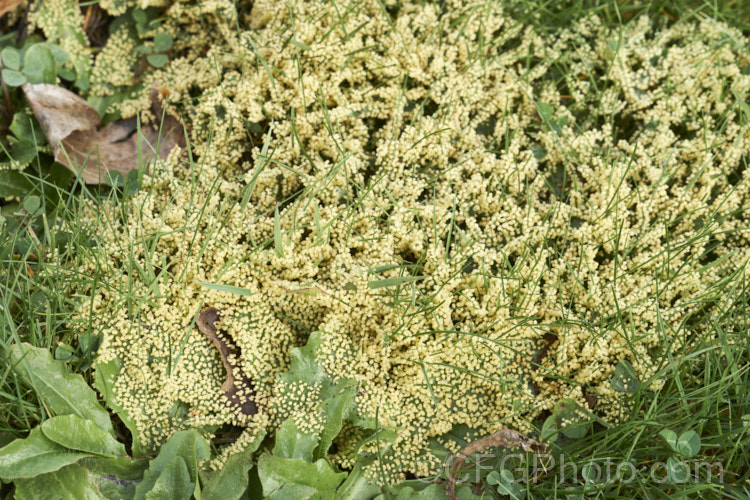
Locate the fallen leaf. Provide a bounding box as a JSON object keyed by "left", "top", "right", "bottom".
{"left": 22, "top": 83, "right": 186, "bottom": 184}
{"left": 196, "top": 308, "right": 258, "bottom": 416}
{"left": 0, "top": 0, "right": 22, "bottom": 17}
{"left": 446, "top": 428, "right": 546, "bottom": 500}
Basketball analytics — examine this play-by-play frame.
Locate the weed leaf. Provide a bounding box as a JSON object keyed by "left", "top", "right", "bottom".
{"left": 41, "top": 415, "right": 126, "bottom": 458}
{"left": 13, "top": 464, "right": 103, "bottom": 500}
{"left": 9, "top": 343, "right": 113, "bottom": 435}
{"left": 0, "top": 428, "right": 90, "bottom": 479}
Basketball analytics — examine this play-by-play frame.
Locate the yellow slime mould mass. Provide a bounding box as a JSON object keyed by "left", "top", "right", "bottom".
{"left": 65, "top": 0, "right": 750, "bottom": 482}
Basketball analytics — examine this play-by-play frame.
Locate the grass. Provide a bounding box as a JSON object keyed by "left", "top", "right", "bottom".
{"left": 1, "top": 0, "right": 750, "bottom": 498}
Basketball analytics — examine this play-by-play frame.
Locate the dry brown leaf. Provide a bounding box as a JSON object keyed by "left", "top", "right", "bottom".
{"left": 196, "top": 307, "right": 259, "bottom": 416}
{"left": 22, "top": 83, "right": 186, "bottom": 184}
{"left": 0, "top": 0, "right": 22, "bottom": 17}
{"left": 446, "top": 428, "right": 546, "bottom": 500}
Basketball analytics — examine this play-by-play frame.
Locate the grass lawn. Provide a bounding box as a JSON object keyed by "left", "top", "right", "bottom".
{"left": 1, "top": 0, "right": 749, "bottom": 498}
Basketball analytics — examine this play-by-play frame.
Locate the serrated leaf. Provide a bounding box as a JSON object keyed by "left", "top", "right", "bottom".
{"left": 146, "top": 54, "right": 168, "bottom": 68}
{"left": 41, "top": 415, "right": 126, "bottom": 457}
{"left": 14, "top": 464, "right": 104, "bottom": 500}
{"left": 153, "top": 33, "right": 173, "bottom": 52}
{"left": 258, "top": 455, "right": 346, "bottom": 499}
{"left": 0, "top": 428, "right": 90, "bottom": 479}
{"left": 2, "top": 68, "right": 26, "bottom": 86}
{"left": 9, "top": 343, "right": 113, "bottom": 435}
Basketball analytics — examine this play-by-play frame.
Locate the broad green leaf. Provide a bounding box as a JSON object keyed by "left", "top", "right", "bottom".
{"left": 80, "top": 456, "right": 149, "bottom": 480}
{"left": 1, "top": 47, "right": 20, "bottom": 70}
{"left": 540, "top": 415, "right": 558, "bottom": 443}
{"left": 146, "top": 54, "right": 168, "bottom": 68}
{"left": 536, "top": 102, "right": 554, "bottom": 122}
{"left": 9, "top": 343, "right": 113, "bottom": 435}
{"left": 280, "top": 331, "right": 326, "bottom": 386}
{"left": 22, "top": 194, "right": 41, "bottom": 214}
{"left": 94, "top": 357, "right": 142, "bottom": 456}
{"left": 41, "top": 415, "right": 126, "bottom": 457}
{"left": 80, "top": 456, "right": 149, "bottom": 500}
{"left": 385, "top": 484, "right": 446, "bottom": 499}
{"left": 194, "top": 281, "right": 253, "bottom": 296}
{"left": 153, "top": 33, "right": 173, "bottom": 52}
{"left": 368, "top": 276, "right": 424, "bottom": 289}
{"left": 2, "top": 68, "right": 26, "bottom": 86}
{"left": 201, "top": 431, "right": 265, "bottom": 500}
{"left": 659, "top": 429, "right": 678, "bottom": 452}
{"left": 132, "top": 8, "right": 147, "bottom": 26}
{"left": 274, "top": 419, "right": 319, "bottom": 462}
{"left": 552, "top": 398, "right": 589, "bottom": 439}
{"left": 9, "top": 139, "right": 39, "bottom": 166}
{"left": 315, "top": 385, "right": 355, "bottom": 461}
{"left": 145, "top": 456, "right": 193, "bottom": 500}
{"left": 14, "top": 464, "right": 104, "bottom": 500}
{"left": 134, "top": 429, "right": 210, "bottom": 500}
{"left": 611, "top": 360, "right": 640, "bottom": 393}
{"left": 486, "top": 470, "right": 502, "bottom": 485}
{"left": 42, "top": 43, "right": 71, "bottom": 67}
{"left": 335, "top": 459, "right": 381, "bottom": 500}
{"left": 23, "top": 44, "right": 57, "bottom": 84}
{"left": 666, "top": 456, "right": 689, "bottom": 483}
{"left": 0, "top": 428, "right": 90, "bottom": 479}
{"left": 9, "top": 111, "right": 45, "bottom": 143}
{"left": 676, "top": 430, "right": 701, "bottom": 458}
{"left": 258, "top": 455, "right": 346, "bottom": 499}
{"left": 0, "top": 169, "right": 33, "bottom": 197}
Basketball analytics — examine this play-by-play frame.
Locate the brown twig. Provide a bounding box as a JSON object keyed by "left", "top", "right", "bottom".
{"left": 196, "top": 307, "right": 258, "bottom": 416}
{"left": 446, "top": 429, "right": 546, "bottom": 500}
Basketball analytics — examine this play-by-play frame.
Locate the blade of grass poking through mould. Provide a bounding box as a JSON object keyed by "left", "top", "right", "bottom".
{"left": 240, "top": 124, "right": 273, "bottom": 211}
{"left": 368, "top": 276, "right": 425, "bottom": 289}
{"left": 194, "top": 281, "right": 253, "bottom": 297}
{"left": 274, "top": 205, "right": 285, "bottom": 258}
